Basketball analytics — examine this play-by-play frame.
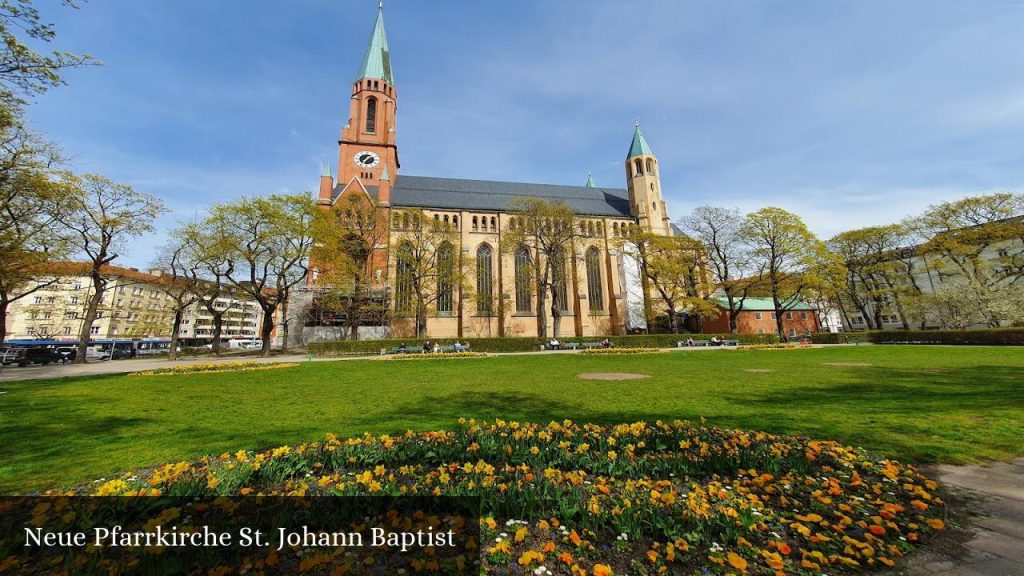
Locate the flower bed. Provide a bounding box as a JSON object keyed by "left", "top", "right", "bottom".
{"left": 577, "top": 347, "right": 665, "bottom": 355}
{"left": 734, "top": 344, "right": 807, "bottom": 352}
{"left": 133, "top": 361, "right": 299, "bottom": 376}
{"left": 60, "top": 420, "right": 945, "bottom": 575}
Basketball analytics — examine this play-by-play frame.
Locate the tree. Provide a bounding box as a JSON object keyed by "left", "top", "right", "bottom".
{"left": 680, "top": 206, "right": 758, "bottom": 333}
{"left": 0, "top": 121, "right": 70, "bottom": 342}
{"left": 618, "top": 228, "right": 717, "bottom": 333}
{"left": 906, "top": 192, "right": 1024, "bottom": 327}
{"left": 740, "top": 207, "right": 824, "bottom": 336}
{"left": 0, "top": 0, "right": 99, "bottom": 115}
{"left": 502, "top": 198, "right": 581, "bottom": 339}
{"left": 210, "top": 193, "right": 316, "bottom": 356}
{"left": 390, "top": 209, "right": 467, "bottom": 338}
{"left": 57, "top": 174, "right": 165, "bottom": 363}
{"left": 826, "top": 224, "right": 917, "bottom": 330}
{"left": 311, "top": 194, "right": 389, "bottom": 340}
{"left": 150, "top": 229, "right": 202, "bottom": 360}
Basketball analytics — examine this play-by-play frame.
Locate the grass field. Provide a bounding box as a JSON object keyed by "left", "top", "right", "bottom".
{"left": 1, "top": 345, "right": 1021, "bottom": 494}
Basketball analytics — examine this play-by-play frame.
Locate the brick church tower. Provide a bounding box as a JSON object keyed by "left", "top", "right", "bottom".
{"left": 319, "top": 3, "right": 399, "bottom": 207}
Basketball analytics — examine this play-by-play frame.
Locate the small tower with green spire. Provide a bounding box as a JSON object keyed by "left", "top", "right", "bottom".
{"left": 625, "top": 121, "right": 671, "bottom": 235}
{"left": 585, "top": 172, "right": 596, "bottom": 188}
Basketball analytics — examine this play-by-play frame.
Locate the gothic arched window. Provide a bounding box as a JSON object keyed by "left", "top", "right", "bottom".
{"left": 366, "top": 96, "right": 378, "bottom": 133}
{"left": 437, "top": 242, "right": 454, "bottom": 314}
{"left": 476, "top": 244, "right": 494, "bottom": 314}
{"left": 586, "top": 247, "right": 604, "bottom": 311}
{"left": 515, "top": 246, "right": 532, "bottom": 312}
{"left": 634, "top": 158, "right": 643, "bottom": 176}
{"left": 646, "top": 158, "right": 654, "bottom": 174}
{"left": 394, "top": 242, "right": 414, "bottom": 313}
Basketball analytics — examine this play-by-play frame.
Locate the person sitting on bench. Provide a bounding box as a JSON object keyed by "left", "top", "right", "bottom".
{"left": 453, "top": 340, "right": 465, "bottom": 352}
{"left": 549, "top": 338, "right": 561, "bottom": 350}
{"left": 398, "top": 342, "right": 407, "bottom": 353}
{"left": 601, "top": 338, "right": 611, "bottom": 348}
{"left": 685, "top": 337, "right": 694, "bottom": 347}
{"left": 710, "top": 336, "right": 721, "bottom": 346}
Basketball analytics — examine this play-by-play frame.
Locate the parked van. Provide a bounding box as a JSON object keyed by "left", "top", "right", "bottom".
{"left": 227, "top": 339, "right": 262, "bottom": 350}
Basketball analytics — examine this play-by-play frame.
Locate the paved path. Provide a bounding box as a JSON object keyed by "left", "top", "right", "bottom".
{"left": 0, "top": 344, "right": 745, "bottom": 383}
{"left": 907, "top": 459, "right": 1024, "bottom": 576}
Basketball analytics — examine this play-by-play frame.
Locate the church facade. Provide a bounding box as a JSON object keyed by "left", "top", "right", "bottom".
{"left": 310, "top": 6, "right": 675, "bottom": 340}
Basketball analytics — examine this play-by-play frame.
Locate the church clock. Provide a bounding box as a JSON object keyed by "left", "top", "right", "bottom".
{"left": 353, "top": 151, "right": 381, "bottom": 168}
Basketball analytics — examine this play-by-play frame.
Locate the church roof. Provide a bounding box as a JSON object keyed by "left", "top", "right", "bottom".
{"left": 389, "top": 175, "right": 632, "bottom": 217}
{"left": 627, "top": 125, "right": 653, "bottom": 158}
{"left": 356, "top": 5, "right": 393, "bottom": 84}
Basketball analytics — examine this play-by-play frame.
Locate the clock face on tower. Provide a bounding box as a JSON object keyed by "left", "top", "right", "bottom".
{"left": 353, "top": 151, "right": 381, "bottom": 168}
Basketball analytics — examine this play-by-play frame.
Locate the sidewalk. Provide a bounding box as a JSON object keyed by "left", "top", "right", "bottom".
{"left": 0, "top": 353, "right": 319, "bottom": 383}
{"left": 907, "top": 458, "right": 1024, "bottom": 575}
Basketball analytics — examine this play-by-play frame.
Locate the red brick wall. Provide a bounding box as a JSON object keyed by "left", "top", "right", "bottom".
{"left": 702, "top": 308, "right": 820, "bottom": 335}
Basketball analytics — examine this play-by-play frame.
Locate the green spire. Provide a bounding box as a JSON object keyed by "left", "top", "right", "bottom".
{"left": 585, "top": 172, "right": 595, "bottom": 188}
{"left": 321, "top": 163, "right": 332, "bottom": 178}
{"left": 379, "top": 164, "right": 390, "bottom": 181}
{"left": 356, "top": 3, "right": 393, "bottom": 84}
{"left": 627, "top": 121, "right": 653, "bottom": 158}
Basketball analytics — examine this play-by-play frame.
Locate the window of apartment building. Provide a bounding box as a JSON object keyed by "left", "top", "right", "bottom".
{"left": 998, "top": 248, "right": 1009, "bottom": 258}
{"left": 47, "top": 296, "right": 56, "bottom": 304}
{"left": 33, "top": 296, "right": 43, "bottom": 304}
{"left": 42, "top": 311, "right": 51, "bottom": 319}
{"left": 182, "top": 319, "right": 190, "bottom": 325}
{"left": 770, "top": 313, "right": 777, "bottom": 320}
{"left": 72, "top": 282, "right": 82, "bottom": 290}
{"left": 787, "top": 328, "right": 797, "bottom": 337}
{"left": 62, "top": 326, "right": 72, "bottom": 336}
{"left": 785, "top": 311, "right": 793, "bottom": 320}
{"left": 65, "top": 311, "right": 77, "bottom": 320}
{"left": 70, "top": 296, "right": 79, "bottom": 305}
{"left": 90, "top": 326, "right": 100, "bottom": 335}
{"left": 800, "top": 312, "right": 808, "bottom": 320}
{"left": 95, "top": 311, "right": 103, "bottom": 319}
{"left": 26, "top": 327, "right": 35, "bottom": 335}
{"left": 39, "top": 325, "right": 49, "bottom": 334}
{"left": 853, "top": 316, "right": 864, "bottom": 323}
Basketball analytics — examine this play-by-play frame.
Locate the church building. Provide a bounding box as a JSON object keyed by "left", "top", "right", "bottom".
{"left": 311, "top": 5, "right": 676, "bottom": 340}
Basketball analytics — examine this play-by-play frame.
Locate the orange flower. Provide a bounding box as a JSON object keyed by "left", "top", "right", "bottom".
{"left": 593, "top": 564, "right": 613, "bottom": 576}
{"left": 727, "top": 551, "right": 748, "bottom": 571}
{"left": 868, "top": 525, "right": 886, "bottom": 535}
{"left": 559, "top": 551, "right": 574, "bottom": 565}
{"left": 569, "top": 529, "right": 582, "bottom": 547}
{"left": 910, "top": 500, "right": 929, "bottom": 511}
{"left": 927, "top": 518, "right": 945, "bottom": 530}
{"left": 777, "top": 542, "right": 792, "bottom": 555}
{"left": 543, "top": 541, "right": 555, "bottom": 553}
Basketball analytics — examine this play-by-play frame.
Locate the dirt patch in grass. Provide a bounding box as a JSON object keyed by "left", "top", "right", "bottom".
{"left": 577, "top": 372, "right": 650, "bottom": 381}
{"left": 822, "top": 362, "right": 875, "bottom": 367}
{"left": 744, "top": 368, "right": 773, "bottom": 373}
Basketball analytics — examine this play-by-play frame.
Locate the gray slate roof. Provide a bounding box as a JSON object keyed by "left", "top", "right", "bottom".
{"left": 389, "top": 175, "right": 633, "bottom": 217}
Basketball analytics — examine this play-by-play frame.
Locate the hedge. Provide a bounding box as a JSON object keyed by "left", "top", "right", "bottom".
{"left": 810, "top": 328, "right": 1024, "bottom": 346}
{"left": 307, "top": 332, "right": 780, "bottom": 356}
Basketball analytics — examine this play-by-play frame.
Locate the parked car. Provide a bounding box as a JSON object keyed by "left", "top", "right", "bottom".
{"left": 110, "top": 348, "right": 133, "bottom": 360}
{"left": 85, "top": 347, "right": 110, "bottom": 361}
{"left": 8, "top": 347, "right": 62, "bottom": 367}
{"left": 55, "top": 347, "right": 77, "bottom": 363}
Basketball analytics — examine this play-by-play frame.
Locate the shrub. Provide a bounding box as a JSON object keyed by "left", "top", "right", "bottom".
{"left": 308, "top": 333, "right": 779, "bottom": 356}
{"left": 810, "top": 328, "right": 1024, "bottom": 346}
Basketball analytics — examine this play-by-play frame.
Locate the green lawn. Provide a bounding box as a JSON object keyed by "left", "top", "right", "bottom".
{"left": 1, "top": 346, "right": 1022, "bottom": 494}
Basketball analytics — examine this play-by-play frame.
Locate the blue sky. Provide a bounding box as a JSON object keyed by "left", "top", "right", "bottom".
{"left": 25, "top": 0, "right": 1024, "bottom": 267}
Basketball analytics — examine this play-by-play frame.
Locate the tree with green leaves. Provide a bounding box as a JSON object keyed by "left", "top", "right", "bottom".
{"left": 150, "top": 229, "right": 203, "bottom": 360}
{"left": 209, "top": 193, "right": 316, "bottom": 356}
{"left": 680, "top": 206, "right": 759, "bottom": 333}
{"left": 389, "top": 209, "right": 467, "bottom": 338}
{"left": 826, "top": 224, "right": 916, "bottom": 330}
{"left": 57, "top": 174, "right": 166, "bottom": 363}
{"left": 311, "top": 194, "right": 389, "bottom": 341}
{"left": 741, "top": 207, "right": 825, "bottom": 336}
{"left": 905, "top": 192, "right": 1024, "bottom": 327}
{"left": 0, "top": 121, "right": 71, "bottom": 342}
{"left": 618, "top": 228, "right": 717, "bottom": 333}
{"left": 502, "top": 198, "right": 581, "bottom": 339}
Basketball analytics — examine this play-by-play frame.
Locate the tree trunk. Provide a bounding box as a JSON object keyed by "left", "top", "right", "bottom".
{"left": 168, "top": 308, "right": 182, "bottom": 361}
{"left": 667, "top": 308, "right": 678, "bottom": 334}
{"left": 0, "top": 297, "right": 8, "bottom": 344}
{"left": 210, "top": 311, "right": 224, "bottom": 355}
{"left": 74, "top": 272, "right": 105, "bottom": 364}
{"left": 550, "top": 298, "right": 561, "bottom": 339}
{"left": 280, "top": 297, "right": 290, "bottom": 354}
{"left": 726, "top": 295, "right": 739, "bottom": 334}
{"left": 259, "top": 304, "right": 275, "bottom": 357}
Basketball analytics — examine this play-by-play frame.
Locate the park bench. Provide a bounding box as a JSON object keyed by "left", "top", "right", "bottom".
{"left": 677, "top": 339, "right": 711, "bottom": 347}
{"left": 387, "top": 345, "right": 425, "bottom": 354}
{"left": 580, "top": 342, "right": 605, "bottom": 350}
{"left": 723, "top": 339, "right": 741, "bottom": 347}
